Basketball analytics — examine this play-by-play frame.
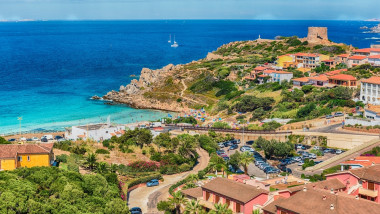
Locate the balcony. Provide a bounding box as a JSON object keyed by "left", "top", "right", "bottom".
{"left": 359, "top": 187, "right": 378, "bottom": 198}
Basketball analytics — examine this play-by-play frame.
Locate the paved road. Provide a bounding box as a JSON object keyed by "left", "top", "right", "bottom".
{"left": 128, "top": 148, "right": 210, "bottom": 214}
{"left": 309, "top": 123, "right": 378, "bottom": 136}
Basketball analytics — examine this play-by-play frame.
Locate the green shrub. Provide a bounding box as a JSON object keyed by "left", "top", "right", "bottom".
{"left": 0, "top": 136, "right": 10, "bottom": 144}
{"left": 127, "top": 174, "right": 163, "bottom": 188}
{"left": 96, "top": 149, "right": 110, "bottom": 154}
{"left": 56, "top": 154, "right": 68, "bottom": 163}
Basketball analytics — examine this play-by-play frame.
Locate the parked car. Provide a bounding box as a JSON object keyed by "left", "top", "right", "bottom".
{"left": 297, "top": 151, "right": 305, "bottom": 155}
{"left": 323, "top": 149, "right": 332, "bottom": 153}
{"left": 31, "top": 137, "right": 39, "bottom": 141}
{"left": 334, "top": 112, "right": 344, "bottom": 117}
{"left": 313, "top": 146, "right": 320, "bottom": 150}
{"left": 130, "top": 207, "right": 142, "bottom": 214}
{"left": 294, "top": 156, "right": 302, "bottom": 162}
{"left": 229, "top": 145, "right": 238, "bottom": 150}
{"left": 298, "top": 161, "right": 304, "bottom": 166}
{"left": 223, "top": 156, "right": 230, "bottom": 161}
{"left": 216, "top": 150, "right": 225, "bottom": 155}
{"left": 229, "top": 165, "right": 244, "bottom": 174}
{"left": 218, "top": 143, "right": 225, "bottom": 148}
{"left": 335, "top": 149, "right": 343, "bottom": 154}
{"left": 41, "top": 137, "right": 48, "bottom": 142}
{"left": 43, "top": 135, "right": 53, "bottom": 140}
{"left": 296, "top": 145, "right": 302, "bottom": 149}
{"left": 309, "top": 153, "right": 317, "bottom": 159}
{"left": 8, "top": 138, "right": 16, "bottom": 142}
{"left": 224, "top": 141, "right": 233, "bottom": 147}
{"left": 325, "top": 115, "right": 334, "bottom": 119}
{"left": 246, "top": 140, "right": 254, "bottom": 145}
{"left": 54, "top": 135, "right": 63, "bottom": 140}
{"left": 146, "top": 179, "right": 159, "bottom": 187}
{"left": 278, "top": 165, "right": 292, "bottom": 174}
{"left": 232, "top": 139, "right": 241, "bottom": 144}
{"left": 20, "top": 137, "right": 27, "bottom": 141}
{"left": 315, "top": 161, "right": 323, "bottom": 164}
{"left": 26, "top": 138, "right": 33, "bottom": 141}
{"left": 301, "top": 145, "right": 307, "bottom": 150}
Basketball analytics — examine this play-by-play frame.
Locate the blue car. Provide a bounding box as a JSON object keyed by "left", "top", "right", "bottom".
{"left": 229, "top": 145, "right": 238, "bottom": 150}
{"left": 146, "top": 179, "right": 159, "bottom": 187}
{"left": 130, "top": 207, "right": 142, "bottom": 214}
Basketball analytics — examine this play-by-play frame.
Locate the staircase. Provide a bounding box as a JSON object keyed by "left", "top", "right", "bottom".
{"left": 347, "top": 183, "right": 361, "bottom": 195}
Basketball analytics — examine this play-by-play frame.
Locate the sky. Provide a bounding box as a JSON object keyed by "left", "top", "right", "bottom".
{"left": 0, "top": 0, "right": 379, "bottom": 21}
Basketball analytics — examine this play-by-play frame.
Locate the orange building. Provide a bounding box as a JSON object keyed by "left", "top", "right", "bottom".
{"left": 328, "top": 74, "right": 357, "bottom": 87}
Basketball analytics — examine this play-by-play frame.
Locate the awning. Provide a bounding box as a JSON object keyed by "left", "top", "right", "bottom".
{"left": 359, "top": 187, "right": 378, "bottom": 198}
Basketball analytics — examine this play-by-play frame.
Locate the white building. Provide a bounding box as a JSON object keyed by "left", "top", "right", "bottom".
{"left": 360, "top": 76, "right": 380, "bottom": 105}
{"left": 368, "top": 55, "right": 380, "bottom": 67}
{"left": 65, "top": 118, "right": 125, "bottom": 141}
{"left": 260, "top": 70, "right": 293, "bottom": 84}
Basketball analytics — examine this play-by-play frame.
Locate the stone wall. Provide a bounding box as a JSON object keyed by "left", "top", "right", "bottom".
{"left": 307, "top": 27, "right": 328, "bottom": 43}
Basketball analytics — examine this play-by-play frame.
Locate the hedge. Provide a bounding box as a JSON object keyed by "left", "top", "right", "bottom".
{"left": 127, "top": 173, "right": 163, "bottom": 189}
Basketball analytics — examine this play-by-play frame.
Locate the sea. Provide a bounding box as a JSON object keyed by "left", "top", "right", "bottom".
{"left": 0, "top": 20, "right": 379, "bottom": 135}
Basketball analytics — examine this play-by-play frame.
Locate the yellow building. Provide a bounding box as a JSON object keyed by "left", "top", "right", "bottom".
{"left": 277, "top": 55, "right": 294, "bottom": 68}
{"left": 0, "top": 143, "right": 54, "bottom": 171}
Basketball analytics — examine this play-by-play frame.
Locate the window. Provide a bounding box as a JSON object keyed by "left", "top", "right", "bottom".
{"left": 27, "top": 156, "right": 30, "bottom": 161}
{"left": 235, "top": 203, "right": 241, "bottom": 213}
{"left": 205, "top": 192, "right": 210, "bottom": 201}
{"left": 215, "top": 195, "right": 220, "bottom": 203}
{"left": 17, "top": 156, "right": 22, "bottom": 161}
{"left": 368, "top": 182, "right": 375, "bottom": 191}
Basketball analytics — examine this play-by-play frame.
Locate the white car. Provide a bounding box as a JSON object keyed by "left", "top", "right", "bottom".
{"left": 298, "top": 161, "right": 304, "bottom": 166}
{"left": 20, "top": 137, "right": 26, "bottom": 141}
{"left": 335, "top": 149, "right": 343, "bottom": 154}
{"left": 313, "top": 146, "right": 320, "bottom": 150}
{"left": 296, "top": 145, "right": 302, "bottom": 149}
{"left": 32, "top": 137, "right": 39, "bottom": 141}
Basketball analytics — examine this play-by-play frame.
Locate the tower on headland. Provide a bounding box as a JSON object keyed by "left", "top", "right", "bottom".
{"left": 307, "top": 27, "right": 328, "bottom": 44}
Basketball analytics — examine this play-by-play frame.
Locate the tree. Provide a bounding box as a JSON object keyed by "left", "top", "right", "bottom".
{"left": 169, "top": 191, "right": 186, "bottom": 214}
{"left": 0, "top": 136, "right": 10, "bottom": 144}
{"left": 86, "top": 153, "right": 97, "bottom": 170}
{"left": 229, "top": 152, "right": 241, "bottom": 169}
{"left": 209, "top": 203, "right": 232, "bottom": 214}
{"left": 209, "top": 154, "right": 227, "bottom": 177}
{"left": 96, "top": 162, "right": 109, "bottom": 174}
{"left": 239, "top": 152, "right": 254, "bottom": 175}
{"left": 154, "top": 132, "right": 172, "bottom": 151}
{"left": 135, "top": 128, "right": 153, "bottom": 149}
{"left": 297, "top": 103, "right": 316, "bottom": 118}
{"left": 184, "top": 200, "right": 201, "bottom": 214}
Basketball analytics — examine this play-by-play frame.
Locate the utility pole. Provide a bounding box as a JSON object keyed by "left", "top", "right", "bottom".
{"left": 17, "top": 117, "right": 22, "bottom": 137}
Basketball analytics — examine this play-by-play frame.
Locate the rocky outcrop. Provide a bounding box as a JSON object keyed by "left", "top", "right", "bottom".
{"left": 370, "top": 23, "right": 380, "bottom": 33}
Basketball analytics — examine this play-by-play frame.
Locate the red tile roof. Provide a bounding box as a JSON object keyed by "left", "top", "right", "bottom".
{"left": 309, "top": 75, "right": 329, "bottom": 82}
{"left": 341, "top": 160, "right": 373, "bottom": 167}
{"left": 202, "top": 178, "right": 268, "bottom": 204}
{"left": 337, "top": 54, "right": 349, "bottom": 58}
{"left": 254, "top": 66, "right": 268, "bottom": 71}
{"left": 349, "top": 164, "right": 380, "bottom": 183}
{"left": 0, "top": 144, "right": 53, "bottom": 159}
{"left": 322, "top": 59, "right": 334, "bottom": 62}
{"left": 328, "top": 74, "right": 357, "bottom": 81}
{"left": 264, "top": 70, "right": 276, "bottom": 74}
{"left": 258, "top": 74, "right": 268, "bottom": 78}
{"left": 324, "top": 69, "right": 346, "bottom": 76}
{"left": 294, "top": 53, "right": 317, "bottom": 57}
{"left": 348, "top": 55, "right": 367, "bottom": 60}
{"left": 292, "top": 77, "right": 310, "bottom": 83}
{"left": 361, "top": 76, "right": 380, "bottom": 85}
{"left": 368, "top": 55, "right": 380, "bottom": 59}
{"left": 274, "top": 70, "right": 292, "bottom": 74}
{"left": 353, "top": 48, "right": 380, "bottom": 53}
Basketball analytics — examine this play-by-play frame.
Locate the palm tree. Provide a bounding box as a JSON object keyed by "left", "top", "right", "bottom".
{"left": 169, "top": 191, "right": 186, "bottom": 214}
{"left": 239, "top": 151, "right": 255, "bottom": 175}
{"left": 85, "top": 153, "right": 97, "bottom": 170}
{"left": 96, "top": 162, "right": 109, "bottom": 174}
{"left": 209, "top": 155, "right": 227, "bottom": 177}
{"left": 184, "top": 199, "right": 201, "bottom": 214}
{"left": 209, "top": 203, "right": 232, "bottom": 214}
{"left": 110, "top": 163, "right": 118, "bottom": 173}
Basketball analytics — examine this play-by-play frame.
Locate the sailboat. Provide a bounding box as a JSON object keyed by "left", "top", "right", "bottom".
{"left": 171, "top": 35, "right": 179, "bottom": 48}
{"left": 168, "top": 34, "right": 171, "bottom": 43}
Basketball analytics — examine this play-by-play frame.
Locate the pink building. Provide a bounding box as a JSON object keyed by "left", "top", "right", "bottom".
{"left": 326, "top": 164, "right": 380, "bottom": 203}
{"left": 182, "top": 177, "right": 269, "bottom": 214}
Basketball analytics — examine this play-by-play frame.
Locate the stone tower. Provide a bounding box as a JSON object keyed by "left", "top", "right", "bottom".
{"left": 307, "top": 27, "right": 328, "bottom": 43}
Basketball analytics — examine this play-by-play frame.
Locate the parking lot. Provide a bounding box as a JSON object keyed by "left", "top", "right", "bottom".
{"left": 217, "top": 140, "right": 345, "bottom": 179}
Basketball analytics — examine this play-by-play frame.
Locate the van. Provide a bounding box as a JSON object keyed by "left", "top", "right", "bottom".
{"left": 151, "top": 122, "right": 162, "bottom": 128}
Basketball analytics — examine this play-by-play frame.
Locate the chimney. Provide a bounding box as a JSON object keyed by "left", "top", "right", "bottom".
{"left": 330, "top": 204, "right": 334, "bottom": 210}
{"left": 355, "top": 195, "right": 359, "bottom": 200}
{"left": 313, "top": 184, "right": 316, "bottom": 189}
{"left": 303, "top": 187, "right": 307, "bottom": 192}
{"left": 330, "top": 188, "right": 334, "bottom": 194}
{"left": 322, "top": 195, "right": 327, "bottom": 200}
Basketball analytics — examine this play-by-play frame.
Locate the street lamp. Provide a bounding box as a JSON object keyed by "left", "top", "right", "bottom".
{"left": 17, "top": 117, "right": 22, "bottom": 137}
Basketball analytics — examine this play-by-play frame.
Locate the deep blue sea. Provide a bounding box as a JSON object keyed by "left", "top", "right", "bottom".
{"left": 0, "top": 20, "right": 379, "bottom": 134}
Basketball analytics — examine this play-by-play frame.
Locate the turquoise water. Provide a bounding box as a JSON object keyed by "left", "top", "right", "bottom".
{"left": 0, "top": 20, "right": 378, "bottom": 134}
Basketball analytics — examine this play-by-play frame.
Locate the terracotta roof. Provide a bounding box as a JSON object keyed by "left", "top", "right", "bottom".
{"left": 337, "top": 54, "right": 349, "bottom": 58}
{"left": 0, "top": 144, "right": 53, "bottom": 159}
{"left": 350, "top": 164, "right": 380, "bottom": 183}
{"left": 361, "top": 76, "right": 380, "bottom": 85}
{"left": 258, "top": 74, "right": 268, "bottom": 78}
{"left": 328, "top": 74, "right": 357, "bottom": 81}
{"left": 325, "top": 69, "right": 346, "bottom": 76}
{"left": 366, "top": 104, "right": 380, "bottom": 114}
{"left": 322, "top": 59, "right": 334, "bottom": 62}
{"left": 292, "top": 77, "right": 310, "bottom": 83}
{"left": 273, "top": 70, "right": 292, "bottom": 74}
{"left": 181, "top": 187, "right": 203, "bottom": 199}
{"left": 202, "top": 178, "right": 268, "bottom": 204}
{"left": 348, "top": 55, "right": 367, "bottom": 60}
{"left": 262, "top": 197, "right": 287, "bottom": 214}
{"left": 353, "top": 48, "right": 380, "bottom": 53}
{"left": 254, "top": 66, "right": 268, "bottom": 71}
{"left": 355, "top": 156, "right": 380, "bottom": 163}
{"left": 294, "top": 53, "right": 317, "bottom": 57}
{"left": 285, "top": 178, "right": 346, "bottom": 193}
{"left": 368, "top": 55, "right": 380, "bottom": 59}
{"left": 267, "top": 188, "right": 380, "bottom": 214}
{"left": 263, "top": 70, "right": 276, "bottom": 74}
{"left": 341, "top": 160, "right": 373, "bottom": 167}
{"left": 309, "top": 75, "right": 329, "bottom": 82}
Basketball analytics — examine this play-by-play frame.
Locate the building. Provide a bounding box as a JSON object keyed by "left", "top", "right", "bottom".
{"left": 352, "top": 48, "right": 380, "bottom": 57}
{"left": 182, "top": 178, "right": 269, "bottom": 214}
{"left": 368, "top": 55, "right": 380, "bottom": 67}
{"left": 276, "top": 55, "right": 295, "bottom": 68}
{"left": 65, "top": 118, "right": 125, "bottom": 141}
{"left": 322, "top": 59, "right": 335, "bottom": 68}
{"left": 263, "top": 187, "right": 380, "bottom": 214}
{"left": 292, "top": 77, "right": 310, "bottom": 87}
{"left": 294, "top": 53, "right": 329, "bottom": 69}
{"left": 363, "top": 104, "right": 380, "bottom": 121}
{"left": 360, "top": 76, "right": 380, "bottom": 105}
{"left": 324, "top": 68, "right": 346, "bottom": 76}
{"left": 327, "top": 74, "right": 357, "bottom": 87}
{"left": 0, "top": 143, "right": 54, "bottom": 171}
{"left": 341, "top": 156, "right": 380, "bottom": 170}
{"left": 326, "top": 165, "right": 380, "bottom": 203}
{"left": 308, "top": 75, "right": 329, "bottom": 87}
{"left": 347, "top": 55, "right": 368, "bottom": 68}
{"left": 335, "top": 54, "right": 349, "bottom": 64}
{"left": 307, "top": 27, "right": 328, "bottom": 44}
{"left": 261, "top": 70, "right": 293, "bottom": 84}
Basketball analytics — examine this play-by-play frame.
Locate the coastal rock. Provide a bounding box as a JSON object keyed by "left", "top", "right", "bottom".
{"left": 91, "top": 95, "right": 101, "bottom": 100}
{"left": 370, "top": 23, "right": 380, "bottom": 33}
{"left": 119, "top": 85, "right": 125, "bottom": 91}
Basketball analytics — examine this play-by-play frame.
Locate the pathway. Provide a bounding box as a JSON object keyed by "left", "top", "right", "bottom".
{"left": 128, "top": 148, "right": 210, "bottom": 214}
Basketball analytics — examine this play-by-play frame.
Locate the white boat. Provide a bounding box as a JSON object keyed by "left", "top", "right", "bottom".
{"left": 168, "top": 34, "right": 171, "bottom": 43}
{"left": 171, "top": 35, "right": 179, "bottom": 48}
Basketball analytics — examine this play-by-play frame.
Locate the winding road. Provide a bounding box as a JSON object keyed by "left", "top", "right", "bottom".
{"left": 128, "top": 148, "right": 210, "bottom": 214}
